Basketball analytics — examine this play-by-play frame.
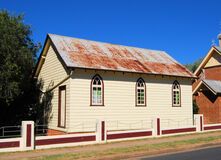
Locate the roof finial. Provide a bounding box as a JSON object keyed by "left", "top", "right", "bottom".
{"left": 211, "top": 39, "right": 216, "bottom": 46}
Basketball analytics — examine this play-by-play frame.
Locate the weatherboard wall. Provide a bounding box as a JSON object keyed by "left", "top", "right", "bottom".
{"left": 38, "top": 45, "right": 70, "bottom": 132}
{"left": 69, "top": 69, "right": 193, "bottom": 132}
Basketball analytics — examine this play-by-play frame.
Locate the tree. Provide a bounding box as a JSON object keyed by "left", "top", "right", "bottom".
{"left": 185, "top": 59, "right": 201, "bottom": 115}
{"left": 185, "top": 58, "right": 203, "bottom": 73}
{"left": 193, "top": 100, "right": 199, "bottom": 114}
{"left": 0, "top": 10, "right": 41, "bottom": 126}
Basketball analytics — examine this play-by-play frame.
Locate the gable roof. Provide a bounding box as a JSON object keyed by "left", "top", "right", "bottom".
{"left": 194, "top": 46, "right": 221, "bottom": 76}
{"left": 193, "top": 79, "right": 221, "bottom": 95}
{"left": 35, "top": 34, "right": 194, "bottom": 78}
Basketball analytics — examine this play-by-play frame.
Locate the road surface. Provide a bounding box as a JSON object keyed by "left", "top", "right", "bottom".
{"left": 140, "top": 145, "right": 221, "bottom": 160}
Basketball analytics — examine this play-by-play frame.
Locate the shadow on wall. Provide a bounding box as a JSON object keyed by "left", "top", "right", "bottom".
{"left": 203, "top": 90, "right": 217, "bottom": 103}
{"left": 36, "top": 79, "right": 54, "bottom": 126}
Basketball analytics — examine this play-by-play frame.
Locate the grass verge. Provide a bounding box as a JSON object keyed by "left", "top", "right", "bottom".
{"left": 30, "top": 134, "right": 221, "bottom": 160}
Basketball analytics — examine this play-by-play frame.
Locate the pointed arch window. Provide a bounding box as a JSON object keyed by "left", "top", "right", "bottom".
{"left": 172, "top": 81, "right": 181, "bottom": 107}
{"left": 136, "top": 78, "right": 146, "bottom": 106}
{"left": 91, "top": 74, "right": 104, "bottom": 106}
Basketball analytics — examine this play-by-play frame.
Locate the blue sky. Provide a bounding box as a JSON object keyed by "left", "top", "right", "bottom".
{"left": 1, "top": 0, "right": 221, "bottom": 64}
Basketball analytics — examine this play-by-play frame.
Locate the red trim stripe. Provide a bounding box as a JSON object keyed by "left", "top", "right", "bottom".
{"left": 26, "top": 124, "right": 32, "bottom": 147}
{"left": 36, "top": 135, "right": 96, "bottom": 146}
{"left": 204, "top": 125, "right": 221, "bottom": 130}
{"left": 200, "top": 116, "right": 203, "bottom": 131}
{"left": 101, "top": 121, "right": 105, "bottom": 141}
{"left": 107, "top": 131, "right": 152, "bottom": 140}
{"left": 0, "top": 141, "right": 20, "bottom": 148}
{"left": 157, "top": 118, "right": 160, "bottom": 135}
{"left": 162, "top": 127, "right": 196, "bottom": 135}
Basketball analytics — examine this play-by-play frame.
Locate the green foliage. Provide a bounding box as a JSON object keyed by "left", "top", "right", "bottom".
{"left": 193, "top": 100, "right": 199, "bottom": 114}
{"left": 185, "top": 58, "right": 203, "bottom": 73}
{"left": 0, "top": 10, "right": 40, "bottom": 105}
{"left": 0, "top": 10, "right": 44, "bottom": 126}
{"left": 185, "top": 59, "right": 201, "bottom": 115}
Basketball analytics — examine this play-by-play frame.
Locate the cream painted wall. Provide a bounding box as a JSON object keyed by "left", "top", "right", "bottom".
{"left": 69, "top": 69, "right": 193, "bottom": 132}
{"left": 38, "top": 45, "right": 70, "bottom": 132}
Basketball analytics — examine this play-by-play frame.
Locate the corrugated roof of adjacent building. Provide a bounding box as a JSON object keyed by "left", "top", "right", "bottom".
{"left": 48, "top": 34, "right": 194, "bottom": 78}
{"left": 203, "top": 79, "right": 221, "bottom": 94}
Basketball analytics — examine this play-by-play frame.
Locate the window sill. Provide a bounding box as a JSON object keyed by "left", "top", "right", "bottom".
{"left": 90, "top": 105, "right": 105, "bottom": 107}
{"left": 135, "top": 105, "right": 147, "bottom": 107}
{"left": 172, "top": 105, "right": 181, "bottom": 107}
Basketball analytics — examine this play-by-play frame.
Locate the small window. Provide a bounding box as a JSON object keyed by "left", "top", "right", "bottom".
{"left": 91, "top": 74, "right": 104, "bottom": 106}
{"left": 136, "top": 78, "right": 146, "bottom": 106}
{"left": 172, "top": 81, "right": 181, "bottom": 107}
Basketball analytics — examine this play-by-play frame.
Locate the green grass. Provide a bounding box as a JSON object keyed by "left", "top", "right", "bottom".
{"left": 30, "top": 135, "right": 221, "bottom": 160}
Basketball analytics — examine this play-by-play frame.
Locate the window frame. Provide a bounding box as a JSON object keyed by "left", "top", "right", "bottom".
{"left": 90, "top": 74, "right": 104, "bottom": 106}
{"left": 135, "top": 78, "right": 146, "bottom": 107}
{"left": 172, "top": 80, "right": 181, "bottom": 107}
{"left": 58, "top": 85, "right": 66, "bottom": 128}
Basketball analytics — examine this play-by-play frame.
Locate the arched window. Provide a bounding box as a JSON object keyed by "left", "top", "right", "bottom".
{"left": 91, "top": 74, "right": 104, "bottom": 106}
{"left": 136, "top": 78, "right": 146, "bottom": 106}
{"left": 172, "top": 81, "right": 181, "bottom": 107}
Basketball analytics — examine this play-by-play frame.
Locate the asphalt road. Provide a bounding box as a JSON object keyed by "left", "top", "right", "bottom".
{"left": 140, "top": 145, "right": 221, "bottom": 160}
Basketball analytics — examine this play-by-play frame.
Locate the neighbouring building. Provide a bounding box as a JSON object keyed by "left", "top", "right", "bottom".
{"left": 34, "top": 34, "right": 194, "bottom": 133}
{"left": 193, "top": 34, "right": 221, "bottom": 124}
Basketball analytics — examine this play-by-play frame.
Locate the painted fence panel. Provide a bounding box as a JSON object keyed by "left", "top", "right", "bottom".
{"left": 107, "top": 129, "right": 153, "bottom": 141}
{"left": 35, "top": 133, "right": 97, "bottom": 149}
{"left": 204, "top": 124, "right": 221, "bottom": 131}
{"left": 162, "top": 127, "right": 196, "bottom": 135}
{"left": 1, "top": 114, "right": 221, "bottom": 152}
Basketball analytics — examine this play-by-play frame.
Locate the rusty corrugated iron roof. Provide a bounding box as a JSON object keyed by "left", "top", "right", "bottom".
{"left": 48, "top": 34, "right": 194, "bottom": 78}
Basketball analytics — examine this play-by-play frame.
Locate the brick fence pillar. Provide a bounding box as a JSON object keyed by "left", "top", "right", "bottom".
{"left": 194, "top": 114, "right": 204, "bottom": 132}
{"left": 152, "top": 118, "right": 161, "bottom": 136}
{"left": 21, "top": 121, "right": 34, "bottom": 150}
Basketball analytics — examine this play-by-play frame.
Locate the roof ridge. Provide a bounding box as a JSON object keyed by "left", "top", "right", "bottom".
{"left": 48, "top": 33, "right": 166, "bottom": 54}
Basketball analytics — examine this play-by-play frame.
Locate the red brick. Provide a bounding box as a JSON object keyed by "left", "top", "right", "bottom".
{"left": 194, "top": 91, "right": 221, "bottom": 124}
{"left": 204, "top": 66, "right": 221, "bottom": 80}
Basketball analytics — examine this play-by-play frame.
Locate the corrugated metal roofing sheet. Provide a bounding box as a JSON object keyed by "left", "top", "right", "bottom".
{"left": 48, "top": 34, "right": 194, "bottom": 77}
{"left": 203, "top": 79, "right": 221, "bottom": 94}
